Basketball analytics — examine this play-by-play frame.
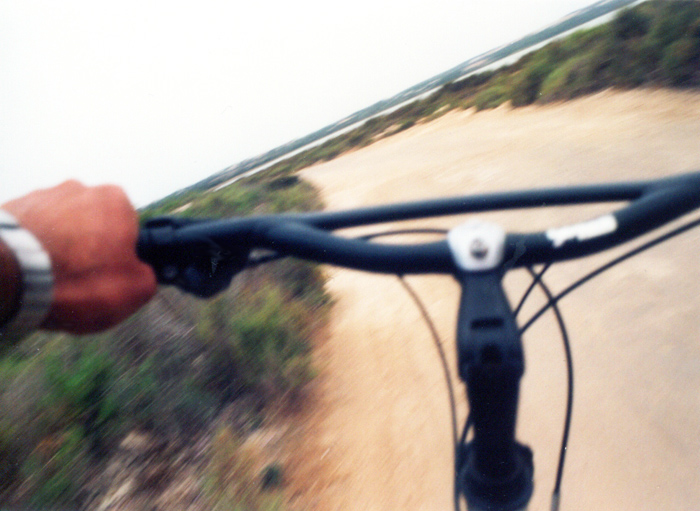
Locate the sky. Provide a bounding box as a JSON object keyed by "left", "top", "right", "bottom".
{"left": 1, "top": 0, "right": 601, "bottom": 207}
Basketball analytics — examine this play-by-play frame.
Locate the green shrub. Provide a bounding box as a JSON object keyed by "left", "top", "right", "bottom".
{"left": 510, "top": 47, "right": 564, "bottom": 106}
{"left": 0, "top": 419, "right": 21, "bottom": 495}
{"left": 510, "top": 67, "right": 544, "bottom": 106}
{"left": 662, "top": 37, "right": 700, "bottom": 85}
{"left": 561, "top": 24, "right": 613, "bottom": 56}
{"left": 623, "top": 37, "right": 663, "bottom": 84}
{"left": 398, "top": 119, "right": 415, "bottom": 132}
{"left": 266, "top": 180, "right": 322, "bottom": 214}
{"left": 473, "top": 84, "right": 510, "bottom": 110}
{"left": 614, "top": 8, "right": 650, "bottom": 40}
{"left": 189, "top": 185, "right": 265, "bottom": 217}
{"left": 539, "top": 63, "right": 572, "bottom": 102}
{"left": 650, "top": 1, "right": 700, "bottom": 49}
{"left": 444, "top": 72, "right": 493, "bottom": 94}
{"left": 586, "top": 35, "right": 621, "bottom": 87}
{"left": 107, "top": 355, "right": 161, "bottom": 426}
{"left": 271, "top": 260, "right": 330, "bottom": 309}
{"left": 42, "top": 343, "right": 120, "bottom": 453}
{"left": 198, "top": 284, "right": 315, "bottom": 404}
{"left": 3, "top": 170, "right": 327, "bottom": 507}
{"left": 20, "top": 427, "right": 89, "bottom": 507}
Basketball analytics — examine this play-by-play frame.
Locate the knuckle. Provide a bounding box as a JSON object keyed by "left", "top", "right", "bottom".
{"left": 59, "top": 179, "right": 85, "bottom": 190}
{"left": 96, "top": 184, "right": 130, "bottom": 206}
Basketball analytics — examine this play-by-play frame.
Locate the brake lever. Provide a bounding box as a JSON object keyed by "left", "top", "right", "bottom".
{"left": 137, "top": 217, "right": 250, "bottom": 298}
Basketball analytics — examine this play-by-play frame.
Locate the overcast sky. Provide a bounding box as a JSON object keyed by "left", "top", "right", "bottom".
{"left": 1, "top": 0, "right": 600, "bottom": 207}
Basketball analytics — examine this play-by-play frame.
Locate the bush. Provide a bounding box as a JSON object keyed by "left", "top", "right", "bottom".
{"left": 539, "top": 64, "right": 572, "bottom": 102}
{"left": 198, "top": 284, "right": 315, "bottom": 404}
{"left": 0, "top": 419, "right": 21, "bottom": 496}
{"left": 398, "top": 119, "right": 415, "bottom": 132}
{"left": 443, "top": 72, "right": 493, "bottom": 94}
{"left": 205, "top": 426, "right": 284, "bottom": 511}
{"left": 510, "top": 66, "right": 545, "bottom": 106}
{"left": 614, "top": 9, "right": 650, "bottom": 40}
{"left": 473, "top": 84, "right": 510, "bottom": 110}
{"left": 19, "top": 427, "right": 90, "bottom": 507}
{"left": 42, "top": 343, "right": 120, "bottom": 454}
{"left": 623, "top": 37, "right": 662, "bottom": 84}
{"left": 662, "top": 38, "right": 700, "bottom": 85}
{"left": 189, "top": 185, "right": 264, "bottom": 217}
{"left": 266, "top": 180, "right": 322, "bottom": 214}
{"left": 0, "top": 353, "right": 53, "bottom": 500}
{"left": 561, "top": 24, "right": 613, "bottom": 56}
{"left": 650, "top": 1, "right": 700, "bottom": 49}
{"left": 587, "top": 35, "right": 621, "bottom": 85}
{"left": 2, "top": 170, "right": 328, "bottom": 507}
{"left": 510, "top": 47, "right": 564, "bottom": 106}
{"left": 105, "top": 353, "right": 216, "bottom": 437}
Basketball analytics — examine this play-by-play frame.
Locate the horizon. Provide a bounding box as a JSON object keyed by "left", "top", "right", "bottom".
{"left": 2, "top": 0, "right": 617, "bottom": 207}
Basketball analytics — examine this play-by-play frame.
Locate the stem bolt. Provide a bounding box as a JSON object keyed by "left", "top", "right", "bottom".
{"left": 470, "top": 238, "right": 489, "bottom": 259}
{"left": 448, "top": 220, "right": 505, "bottom": 272}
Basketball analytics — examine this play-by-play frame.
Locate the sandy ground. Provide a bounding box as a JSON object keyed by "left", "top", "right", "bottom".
{"left": 289, "top": 89, "right": 700, "bottom": 511}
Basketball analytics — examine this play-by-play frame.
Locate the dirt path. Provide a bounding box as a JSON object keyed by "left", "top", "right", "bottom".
{"left": 291, "top": 89, "right": 700, "bottom": 511}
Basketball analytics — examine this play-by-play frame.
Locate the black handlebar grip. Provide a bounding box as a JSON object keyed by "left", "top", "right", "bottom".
{"left": 138, "top": 218, "right": 249, "bottom": 298}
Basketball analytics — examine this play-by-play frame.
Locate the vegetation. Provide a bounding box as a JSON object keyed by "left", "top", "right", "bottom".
{"left": 0, "top": 174, "right": 330, "bottom": 509}
{"left": 145, "top": 2, "right": 698, "bottom": 216}
{"left": 145, "top": 0, "right": 640, "bottom": 209}
{"left": 204, "top": 426, "right": 285, "bottom": 511}
{"left": 3, "top": 1, "right": 700, "bottom": 507}
{"left": 231, "top": 0, "right": 700, "bottom": 184}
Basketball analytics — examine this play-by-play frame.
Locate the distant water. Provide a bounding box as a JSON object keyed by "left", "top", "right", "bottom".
{"left": 219, "top": 0, "right": 645, "bottom": 190}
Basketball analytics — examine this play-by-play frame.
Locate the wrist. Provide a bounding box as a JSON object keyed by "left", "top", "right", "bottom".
{"left": 0, "top": 210, "right": 53, "bottom": 345}
{"left": 0, "top": 237, "right": 22, "bottom": 325}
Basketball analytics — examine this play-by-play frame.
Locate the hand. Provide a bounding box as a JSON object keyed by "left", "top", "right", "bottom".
{"left": 2, "top": 181, "right": 157, "bottom": 334}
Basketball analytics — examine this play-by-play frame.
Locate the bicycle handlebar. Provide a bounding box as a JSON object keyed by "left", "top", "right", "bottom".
{"left": 138, "top": 171, "right": 700, "bottom": 288}
{"left": 136, "top": 170, "right": 700, "bottom": 511}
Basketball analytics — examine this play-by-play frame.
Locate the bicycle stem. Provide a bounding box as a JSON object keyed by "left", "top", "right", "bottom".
{"left": 455, "top": 270, "right": 533, "bottom": 511}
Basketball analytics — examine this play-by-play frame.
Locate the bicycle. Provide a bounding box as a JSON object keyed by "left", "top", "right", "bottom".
{"left": 137, "top": 170, "right": 700, "bottom": 511}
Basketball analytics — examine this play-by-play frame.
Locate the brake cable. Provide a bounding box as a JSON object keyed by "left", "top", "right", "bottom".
{"left": 358, "top": 229, "right": 464, "bottom": 510}
{"left": 244, "top": 214, "right": 700, "bottom": 511}
{"left": 455, "top": 412, "right": 473, "bottom": 511}
{"left": 514, "top": 263, "right": 551, "bottom": 317}
{"left": 520, "top": 213, "right": 700, "bottom": 334}
{"left": 515, "top": 212, "right": 700, "bottom": 510}
{"left": 357, "top": 217, "right": 700, "bottom": 511}
{"left": 522, "top": 267, "right": 573, "bottom": 511}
